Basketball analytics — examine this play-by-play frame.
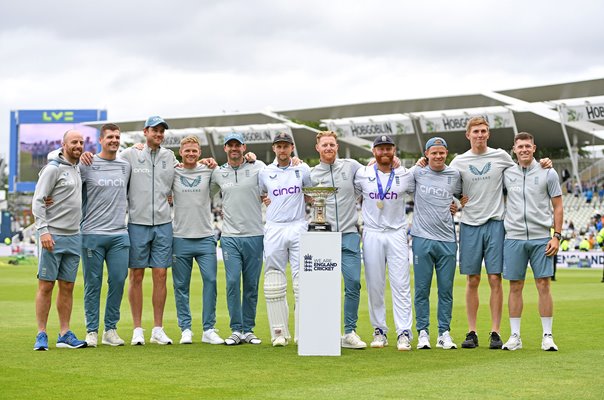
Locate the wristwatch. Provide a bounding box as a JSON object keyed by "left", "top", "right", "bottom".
{"left": 553, "top": 232, "right": 562, "bottom": 240}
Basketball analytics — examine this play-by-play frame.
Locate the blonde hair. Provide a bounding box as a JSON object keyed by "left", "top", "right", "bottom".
{"left": 316, "top": 130, "right": 338, "bottom": 143}
{"left": 180, "top": 135, "right": 201, "bottom": 147}
{"left": 466, "top": 116, "right": 489, "bottom": 132}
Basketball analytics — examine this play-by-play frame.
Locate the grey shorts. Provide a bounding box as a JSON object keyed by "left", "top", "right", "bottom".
{"left": 503, "top": 238, "right": 553, "bottom": 280}
{"left": 128, "top": 223, "right": 173, "bottom": 268}
{"left": 38, "top": 234, "right": 81, "bottom": 282}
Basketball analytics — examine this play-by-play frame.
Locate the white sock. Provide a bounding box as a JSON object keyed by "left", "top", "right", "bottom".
{"left": 510, "top": 318, "right": 521, "bottom": 336}
{"left": 541, "top": 317, "right": 553, "bottom": 335}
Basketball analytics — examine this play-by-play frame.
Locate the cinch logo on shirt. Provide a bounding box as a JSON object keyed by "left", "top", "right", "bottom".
{"left": 58, "top": 179, "right": 76, "bottom": 187}
{"left": 419, "top": 185, "right": 451, "bottom": 199}
{"left": 273, "top": 186, "right": 301, "bottom": 196}
{"left": 132, "top": 168, "right": 150, "bottom": 174}
{"left": 369, "top": 192, "right": 398, "bottom": 200}
{"left": 98, "top": 178, "right": 126, "bottom": 187}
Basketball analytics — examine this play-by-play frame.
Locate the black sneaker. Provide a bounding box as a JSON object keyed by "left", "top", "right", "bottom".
{"left": 489, "top": 331, "right": 503, "bottom": 349}
{"left": 461, "top": 331, "right": 479, "bottom": 348}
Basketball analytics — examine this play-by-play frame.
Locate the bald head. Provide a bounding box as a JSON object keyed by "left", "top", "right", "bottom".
{"left": 62, "top": 129, "right": 84, "bottom": 164}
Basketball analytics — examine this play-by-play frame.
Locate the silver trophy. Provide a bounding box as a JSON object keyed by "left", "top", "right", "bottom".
{"left": 303, "top": 186, "right": 339, "bottom": 232}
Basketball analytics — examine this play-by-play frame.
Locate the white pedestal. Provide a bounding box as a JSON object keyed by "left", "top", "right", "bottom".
{"left": 298, "top": 231, "right": 341, "bottom": 356}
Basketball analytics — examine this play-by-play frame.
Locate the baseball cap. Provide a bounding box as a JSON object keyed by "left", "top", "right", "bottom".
{"left": 272, "top": 132, "right": 294, "bottom": 144}
{"left": 223, "top": 132, "right": 245, "bottom": 145}
{"left": 373, "top": 135, "right": 395, "bottom": 147}
{"left": 425, "top": 137, "right": 448, "bottom": 151}
{"left": 144, "top": 116, "right": 169, "bottom": 129}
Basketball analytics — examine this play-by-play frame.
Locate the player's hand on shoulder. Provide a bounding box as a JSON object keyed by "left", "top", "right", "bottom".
{"left": 415, "top": 157, "right": 427, "bottom": 168}
{"left": 244, "top": 152, "right": 257, "bottom": 163}
{"left": 393, "top": 156, "right": 401, "bottom": 168}
{"left": 80, "top": 151, "right": 94, "bottom": 166}
{"left": 199, "top": 158, "right": 218, "bottom": 169}
{"left": 291, "top": 156, "right": 302, "bottom": 166}
{"left": 133, "top": 143, "right": 144, "bottom": 151}
{"left": 539, "top": 158, "right": 552, "bottom": 169}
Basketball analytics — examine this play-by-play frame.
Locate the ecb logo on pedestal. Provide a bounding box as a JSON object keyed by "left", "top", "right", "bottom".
{"left": 304, "top": 254, "right": 313, "bottom": 272}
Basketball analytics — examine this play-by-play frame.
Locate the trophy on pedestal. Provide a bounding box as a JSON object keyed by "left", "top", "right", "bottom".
{"left": 303, "top": 186, "right": 339, "bottom": 232}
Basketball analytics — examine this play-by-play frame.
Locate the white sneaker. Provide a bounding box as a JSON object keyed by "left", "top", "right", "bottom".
{"left": 131, "top": 327, "right": 145, "bottom": 345}
{"left": 341, "top": 331, "right": 367, "bottom": 349}
{"left": 85, "top": 332, "right": 98, "bottom": 348}
{"left": 102, "top": 329, "right": 125, "bottom": 346}
{"left": 436, "top": 331, "right": 458, "bottom": 350}
{"left": 225, "top": 331, "right": 243, "bottom": 346}
{"left": 150, "top": 327, "right": 172, "bottom": 345}
{"left": 417, "top": 330, "right": 431, "bottom": 349}
{"left": 397, "top": 331, "right": 412, "bottom": 351}
{"left": 202, "top": 328, "right": 224, "bottom": 345}
{"left": 242, "top": 332, "right": 262, "bottom": 345}
{"left": 180, "top": 329, "right": 193, "bottom": 344}
{"left": 541, "top": 333, "right": 558, "bottom": 351}
{"left": 370, "top": 328, "right": 388, "bottom": 348}
{"left": 272, "top": 335, "right": 288, "bottom": 347}
{"left": 502, "top": 333, "right": 522, "bottom": 351}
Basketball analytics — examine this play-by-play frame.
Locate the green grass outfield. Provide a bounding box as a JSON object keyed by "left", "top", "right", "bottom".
{"left": 1, "top": 257, "right": 603, "bottom": 400}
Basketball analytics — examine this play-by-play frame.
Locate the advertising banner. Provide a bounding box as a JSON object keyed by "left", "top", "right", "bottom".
{"left": 321, "top": 114, "right": 414, "bottom": 138}
{"left": 560, "top": 102, "right": 604, "bottom": 123}
{"left": 418, "top": 109, "right": 515, "bottom": 133}
{"left": 209, "top": 124, "right": 292, "bottom": 145}
{"left": 9, "top": 109, "right": 107, "bottom": 192}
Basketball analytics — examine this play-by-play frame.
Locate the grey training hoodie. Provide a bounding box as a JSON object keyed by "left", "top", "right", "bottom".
{"left": 32, "top": 153, "right": 82, "bottom": 236}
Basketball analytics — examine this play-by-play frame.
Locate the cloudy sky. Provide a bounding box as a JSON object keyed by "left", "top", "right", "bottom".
{"left": 1, "top": 0, "right": 603, "bottom": 161}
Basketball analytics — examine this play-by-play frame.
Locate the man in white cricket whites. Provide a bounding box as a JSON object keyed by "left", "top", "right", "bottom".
{"left": 310, "top": 130, "right": 366, "bottom": 349}
{"left": 121, "top": 116, "right": 176, "bottom": 345}
{"left": 501, "top": 132, "right": 562, "bottom": 351}
{"left": 80, "top": 123, "right": 131, "bottom": 347}
{"left": 354, "top": 135, "right": 415, "bottom": 351}
{"left": 259, "top": 132, "right": 311, "bottom": 347}
{"left": 32, "top": 130, "right": 87, "bottom": 350}
{"left": 211, "top": 133, "right": 266, "bottom": 346}
{"left": 411, "top": 137, "right": 462, "bottom": 350}
{"left": 172, "top": 135, "right": 223, "bottom": 345}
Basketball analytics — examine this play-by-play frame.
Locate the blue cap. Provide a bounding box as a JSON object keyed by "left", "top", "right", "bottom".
{"left": 144, "top": 116, "right": 169, "bottom": 129}
{"left": 223, "top": 132, "right": 245, "bottom": 145}
{"left": 373, "top": 135, "right": 395, "bottom": 147}
{"left": 425, "top": 137, "right": 448, "bottom": 151}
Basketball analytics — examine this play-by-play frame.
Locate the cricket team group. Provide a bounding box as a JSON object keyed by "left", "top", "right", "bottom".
{"left": 31, "top": 115, "right": 562, "bottom": 353}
